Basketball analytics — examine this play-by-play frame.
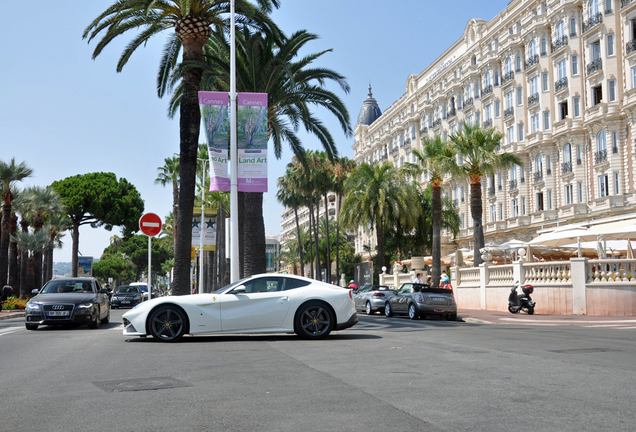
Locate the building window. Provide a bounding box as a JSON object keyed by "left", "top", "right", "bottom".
{"left": 544, "top": 111, "right": 550, "bottom": 130}
{"left": 507, "top": 126, "right": 514, "bottom": 144}
{"left": 592, "top": 84, "right": 603, "bottom": 105}
{"left": 591, "top": 40, "right": 601, "bottom": 62}
{"left": 541, "top": 38, "right": 548, "bottom": 56}
{"left": 570, "top": 18, "right": 577, "bottom": 36}
{"left": 557, "top": 59, "right": 567, "bottom": 80}
{"left": 576, "top": 145, "right": 582, "bottom": 165}
{"left": 536, "top": 192, "right": 544, "bottom": 211}
{"left": 548, "top": 189, "right": 553, "bottom": 209}
{"left": 609, "top": 80, "right": 616, "bottom": 102}
{"left": 517, "top": 87, "right": 523, "bottom": 105}
{"left": 615, "top": 172, "right": 620, "bottom": 195}
{"left": 490, "top": 204, "right": 497, "bottom": 222}
{"left": 516, "top": 55, "right": 522, "bottom": 71}
{"left": 506, "top": 91, "right": 513, "bottom": 108}
{"left": 599, "top": 174, "right": 609, "bottom": 197}
{"left": 565, "top": 184, "right": 573, "bottom": 205}
{"left": 613, "top": 131, "right": 618, "bottom": 153}
{"left": 547, "top": 155, "right": 552, "bottom": 175}
{"left": 632, "top": 67, "right": 636, "bottom": 88}
{"left": 571, "top": 56, "right": 578, "bottom": 75}
{"left": 522, "top": 197, "right": 526, "bottom": 215}
{"left": 518, "top": 123, "right": 524, "bottom": 141}
{"left": 607, "top": 34, "right": 614, "bottom": 56}
{"left": 532, "top": 114, "right": 539, "bottom": 133}
{"left": 578, "top": 181, "right": 584, "bottom": 202}
{"left": 535, "top": 154, "right": 543, "bottom": 174}
{"left": 559, "top": 101, "right": 568, "bottom": 120}
{"left": 499, "top": 203, "right": 503, "bottom": 220}
{"left": 542, "top": 73, "right": 549, "bottom": 91}
{"left": 461, "top": 213, "right": 465, "bottom": 229}
{"left": 495, "top": 100, "right": 501, "bottom": 117}
{"left": 512, "top": 199, "right": 519, "bottom": 217}
{"left": 597, "top": 130, "right": 607, "bottom": 152}
{"left": 574, "top": 97, "right": 580, "bottom": 117}
{"left": 564, "top": 143, "right": 572, "bottom": 165}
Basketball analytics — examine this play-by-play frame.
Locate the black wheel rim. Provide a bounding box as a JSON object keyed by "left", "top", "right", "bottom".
{"left": 300, "top": 306, "right": 331, "bottom": 337}
{"left": 151, "top": 308, "right": 184, "bottom": 341}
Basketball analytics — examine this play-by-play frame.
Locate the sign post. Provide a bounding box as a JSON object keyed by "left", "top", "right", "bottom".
{"left": 139, "top": 213, "right": 162, "bottom": 301}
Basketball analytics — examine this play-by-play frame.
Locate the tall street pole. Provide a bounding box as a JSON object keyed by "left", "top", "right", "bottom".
{"left": 230, "top": 0, "right": 239, "bottom": 282}
{"left": 198, "top": 159, "right": 207, "bottom": 293}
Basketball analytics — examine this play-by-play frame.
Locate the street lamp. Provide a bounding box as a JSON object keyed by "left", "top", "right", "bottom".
{"left": 198, "top": 157, "right": 208, "bottom": 294}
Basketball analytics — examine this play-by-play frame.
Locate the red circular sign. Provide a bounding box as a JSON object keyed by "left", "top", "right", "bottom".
{"left": 139, "top": 213, "right": 162, "bottom": 237}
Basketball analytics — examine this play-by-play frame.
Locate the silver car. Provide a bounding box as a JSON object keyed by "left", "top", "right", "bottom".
{"left": 354, "top": 285, "right": 397, "bottom": 315}
{"left": 384, "top": 283, "right": 457, "bottom": 321}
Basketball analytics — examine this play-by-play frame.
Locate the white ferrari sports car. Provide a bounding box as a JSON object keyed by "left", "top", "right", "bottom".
{"left": 122, "top": 274, "right": 358, "bottom": 342}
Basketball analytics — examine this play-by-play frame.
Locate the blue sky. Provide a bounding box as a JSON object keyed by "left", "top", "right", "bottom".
{"left": 0, "top": 0, "right": 505, "bottom": 263}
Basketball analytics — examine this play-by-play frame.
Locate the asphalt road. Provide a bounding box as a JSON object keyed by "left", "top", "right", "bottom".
{"left": 1, "top": 310, "right": 634, "bottom": 432}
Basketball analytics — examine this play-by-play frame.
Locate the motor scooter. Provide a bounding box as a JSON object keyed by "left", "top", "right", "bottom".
{"left": 508, "top": 283, "right": 535, "bottom": 314}
{"left": 1, "top": 285, "right": 14, "bottom": 312}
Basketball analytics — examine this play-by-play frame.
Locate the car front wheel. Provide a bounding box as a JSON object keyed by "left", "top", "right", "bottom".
{"left": 295, "top": 301, "right": 334, "bottom": 340}
{"left": 148, "top": 306, "right": 187, "bottom": 342}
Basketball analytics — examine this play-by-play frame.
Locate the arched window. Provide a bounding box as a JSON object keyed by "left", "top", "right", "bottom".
{"left": 589, "top": 0, "right": 599, "bottom": 16}
{"left": 535, "top": 154, "right": 543, "bottom": 173}
{"left": 563, "top": 143, "right": 572, "bottom": 164}
{"left": 597, "top": 130, "right": 607, "bottom": 151}
{"left": 529, "top": 40, "right": 537, "bottom": 57}
{"left": 556, "top": 20, "right": 565, "bottom": 38}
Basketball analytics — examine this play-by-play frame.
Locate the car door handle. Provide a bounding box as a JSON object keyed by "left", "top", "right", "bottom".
{"left": 281, "top": 296, "right": 289, "bottom": 301}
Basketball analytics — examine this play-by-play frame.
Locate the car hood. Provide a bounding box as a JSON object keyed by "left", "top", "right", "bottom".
{"left": 33, "top": 293, "right": 97, "bottom": 304}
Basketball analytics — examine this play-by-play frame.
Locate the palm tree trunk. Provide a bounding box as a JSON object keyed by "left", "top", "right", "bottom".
{"left": 335, "top": 193, "right": 341, "bottom": 285}
{"left": 0, "top": 198, "right": 11, "bottom": 286}
{"left": 432, "top": 183, "right": 442, "bottom": 288}
{"left": 8, "top": 212, "right": 18, "bottom": 287}
{"left": 173, "top": 181, "right": 179, "bottom": 256}
{"left": 470, "top": 178, "right": 485, "bottom": 267}
{"left": 26, "top": 253, "right": 35, "bottom": 295}
{"left": 243, "top": 193, "right": 266, "bottom": 277}
{"left": 323, "top": 191, "right": 331, "bottom": 283}
{"left": 313, "top": 195, "right": 322, "bottom": 281}
{"left": 307, "top": 199, "right": 314, "bottom": 279}
{"left": 206, "top": 250, "right": 214, "bottom": 293}
{"left": 18, "top": 219, "right": 28, "bottom": 298}
{"left": 375, "top": 217, "right": 385, "bottom": 281}
{"left": 172, "top": 43, "right": 204, "bottom": 295}
{"left": 294, "top": 208, "right": 304, "bottom": 277}
{"left": 34, "top": 251, "right": 43, "bottom": 290}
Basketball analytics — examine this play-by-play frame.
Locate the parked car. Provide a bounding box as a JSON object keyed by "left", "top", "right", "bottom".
{"left": 24, "top": 277, "right": 111, "bottom": 330}
{"left": 129, "top": 282, "right": 151, "bottom": 300}
{"left": 384, "top": 283, "right": 457, "bottom": 321}
{"left": 122, "top": 274, "right": 358, "bottom": 342}
{"left": 111, "top": 285, "right": 143, "bottom": 309}
{"left": 354, "top": 284, "right": 396, "bottom": 315}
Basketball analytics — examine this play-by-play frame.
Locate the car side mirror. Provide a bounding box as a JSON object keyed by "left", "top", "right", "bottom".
{"left": 31, "top": 289, "right": 40, "bottom": 295}
{"left": 231, "top": 285, "right": 246, "bottom": 294}
{"left": 99, "top": 289, "right": 108, "bottom": 294}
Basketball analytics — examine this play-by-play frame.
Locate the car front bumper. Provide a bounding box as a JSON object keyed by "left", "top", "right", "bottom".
{"left": 25, "top": 309, "right": 96, "bottom": 325}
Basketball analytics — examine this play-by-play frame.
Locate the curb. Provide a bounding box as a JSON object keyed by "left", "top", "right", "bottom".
{"left": 462, "top": 317, "right": 494, "bottom": 325}
{"left": 0, "top": 312, "right": 25, "bottom": 321}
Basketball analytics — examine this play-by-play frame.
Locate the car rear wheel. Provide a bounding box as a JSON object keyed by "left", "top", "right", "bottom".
{"left": 148, "top": 306, "right": 186, "bottom": 342}
{"left": 25, "top": 324, "right": 38, "bottom": 330}
{"left": 384, "top": 302, "right": 393, "bottom": 317}
{"left": 408, "top": 304, "right": 419, "bottom": 320}
{"left": 365, "top": 302, "right": 373, "bottom": 315}
{"left": 295, "top": 301, "right": 334, "bottom": 340}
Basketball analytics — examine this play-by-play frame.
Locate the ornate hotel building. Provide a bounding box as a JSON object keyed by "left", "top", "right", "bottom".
{"left": 352, "top": 0, "right": 636, "bottom": 256}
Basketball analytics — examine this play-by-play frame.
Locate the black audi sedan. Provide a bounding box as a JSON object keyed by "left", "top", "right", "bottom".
{"left": 110, "top": 285, "right": 143, "bottom": 309}
{"left": 25, "top": 277, "right": 111, "bottom": 330}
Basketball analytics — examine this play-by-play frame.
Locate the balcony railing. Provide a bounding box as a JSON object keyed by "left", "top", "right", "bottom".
{"left": 561, "top": 162, "right": 572, "bottom": 175}
{"left": 482, "top": 85, "right": 493, "bottom": 96}
{"left": 501, "top": 71, "right": 514, "bottom": 85}
{"left": 627, "top": 39, "right": 636, "bottom": 54}
{"left": 582, "top": 13, "right": 603, "bottom": 34}
{"left": 420, "top": 127, "right": 428, "bottom": 135}
{"left": 464, "top": 98, "right": 474, "bottom": 109}
{"left": 622, "top": 0, "right": 636, "bottom": 9}
{"left": 534, "top": 171, "right": 543, "bottom": 182}
{"left": 504, "top": 107, "right": 515, "bottom": 120}
{"left": 594, "top": 149, "right": 608, "bottom": 164}
{"left": 390, "top": 147, "right": 399, "bottom": 155}
{"left": 551, "top": 36, "right": 568, "bottom": 53}
{"left": 524, "top": 54, "right": 539, "bottom": 70}
{"left": 555, "top": 77, "right": 568, "bottom": 92}
{"left": 403, "top": 138, "right": 411, "bottom": 149}
{"left": 432, "top": 118, "right": 442, "bottom": 128}
{"left": 528, "top": 93, "right": 540, "bottom": 106}
{"left": 509, "top": 180, "right": 518, "bottom": 191}
{"left": 587, "top": 58, "right": 602, "bottom": 75}
{"left": 483, "top": 119, "right": 493, "bottom": 129}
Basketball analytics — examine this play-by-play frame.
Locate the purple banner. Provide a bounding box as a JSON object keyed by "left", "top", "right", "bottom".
{"left": 237, "top": 92, "right": 268, "bottom": 192}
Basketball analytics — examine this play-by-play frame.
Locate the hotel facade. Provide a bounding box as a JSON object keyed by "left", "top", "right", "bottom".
{"left": 352, "top": 0, "right": 636, "bottom": 256}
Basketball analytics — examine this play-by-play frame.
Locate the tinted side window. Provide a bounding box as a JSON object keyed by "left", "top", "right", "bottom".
{"left": 243, "top": 277, "right": 284, "bottom": 293}
{"left": 283, "top": 278, "right": 311, "bottom": 291}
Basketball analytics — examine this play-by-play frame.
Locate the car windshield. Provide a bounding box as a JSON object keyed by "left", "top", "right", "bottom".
{"left": 213, "top": 277, "right": 252, "bottom": 294}
{"left": 115, "top": 286, "right": 139, "bottom": 294}
{"left": 41, "top": 280, "right": 94, "bottom": 294}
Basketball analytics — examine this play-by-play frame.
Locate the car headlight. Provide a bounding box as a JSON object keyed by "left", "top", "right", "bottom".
{"left": 25, "top": 302, "right": 41, "bottom": 313}
{"left": 78, "top": 302, "right": 93, "bottom": 309}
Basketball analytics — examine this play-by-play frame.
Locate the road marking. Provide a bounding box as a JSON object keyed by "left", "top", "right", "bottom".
{"left": 0, "top": 326, "right": 23, "bottom": 336}
{"left": 499, "top": 318, "right": 636, "bottom": 324}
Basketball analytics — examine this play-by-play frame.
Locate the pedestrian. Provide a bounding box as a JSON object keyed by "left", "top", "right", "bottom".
{"left": 413, "top": 273, "right": 423, "bottom": 284}
{"left": 425, "top": 276, "right": 432, "bottom": 287}
{"left": 441, "top": 271, "right": 450, "bottom": 283}
{"left": 348, "top": 279, "right": 358, "bottom": 290}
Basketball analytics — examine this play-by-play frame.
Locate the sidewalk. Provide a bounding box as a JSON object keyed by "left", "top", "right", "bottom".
{"left": 459, "top": 309, "right": 636, "bottom": 326}
{"left": 0, "top": 310, "right": 25, "bottom": 321}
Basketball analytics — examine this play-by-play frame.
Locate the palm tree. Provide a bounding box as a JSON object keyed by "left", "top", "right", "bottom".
{"left": 84, "top": 1, "right": 281, "bottom": 295}
{"left": 20, "top": 186, "right": 65, "bottom": 290}
{"left": 43, "top": 211, "right": 71, "bottom": 284}
{"left": 311, "top": 151, "right": 335, "bottom": 283}
{"left": 407, "top": 135, "right": 456, "bottom": 287}
{"left": 11, "top": 229, "right": 50, "bottom": 298}
{"left": 168, "top": 26, "right": 352, "bottom": 277}
{"left": 331, "top": 156, "right": 356, "bottom": 282}
{"left": 449, "top": 123, "right": 523, "bottom": 266}
{"left": 276, "top": 167, "right": 305, "bottom": 276}
{"left": 155, "top": 156, "right": 180, "bottom": 252}
{"left": 340, "top": 163, "right": 419, "bottom": 276}
{"left": 0, "top": 158, "right": 32, "bottom": 286}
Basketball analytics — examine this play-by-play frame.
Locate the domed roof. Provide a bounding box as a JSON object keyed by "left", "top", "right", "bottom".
{"left": 357, "top": 84, "right": 382, "bottom": 126}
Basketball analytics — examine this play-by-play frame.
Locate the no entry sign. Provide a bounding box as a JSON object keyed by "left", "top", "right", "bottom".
{"left": 139, "top": 213, "right": 162, "bottom": 237}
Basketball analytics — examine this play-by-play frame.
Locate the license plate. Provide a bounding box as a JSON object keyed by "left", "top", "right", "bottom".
{"left": 47, "top": 311, "right": 69, "bottom": 316}
{"left": 122, "top": 301, "right": 130, "bottom": 304}
{"left": 431, "top": 297, "right": 446, "bottom": 303}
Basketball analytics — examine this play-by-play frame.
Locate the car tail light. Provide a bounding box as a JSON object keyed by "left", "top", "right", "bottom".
{"left": 372, "top": 292, "right": 385, "bottom": 298}
{"left": 415, "top": 293, "right": 424, "bottom": 302}
{"left": 349, "top": 290, "right": 353, "bottom": 299}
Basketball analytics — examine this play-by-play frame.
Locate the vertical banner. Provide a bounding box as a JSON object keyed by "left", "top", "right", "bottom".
{"left": 237, "top": 92, "right": 268, "bottom": 192}
{"left": 199, "top": 91, "right": 230, "bottom": 192}
{"left": 191, "top": 208, "right": 217, "bottom": 251}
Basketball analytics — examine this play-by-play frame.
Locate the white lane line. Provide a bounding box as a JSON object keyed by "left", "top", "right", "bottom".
{"left": 499, "top": 318, "right": 636, "bottom": 324}
{"left": 0, "top": 327, "right": 23, "bottom": 336}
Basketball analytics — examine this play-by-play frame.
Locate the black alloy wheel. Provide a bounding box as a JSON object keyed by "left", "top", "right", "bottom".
{"left": 295, "top": 301, "right": 334, "bottom": 340}
{"left": 148, "top": 305, "right": 187, "bottom": 342}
